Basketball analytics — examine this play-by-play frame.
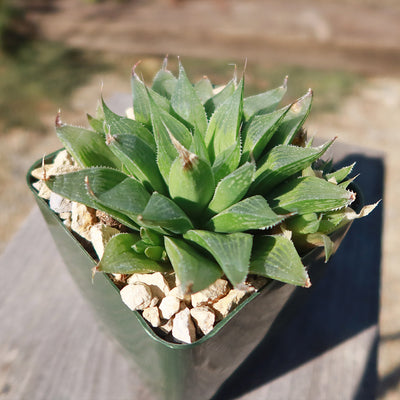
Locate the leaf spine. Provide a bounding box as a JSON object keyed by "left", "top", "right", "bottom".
{"left": 91, "top": 265, "right": 99, "bottom": 282}
{"left": 106, "top": 132, "right": 116, "bottom": 146}
{"left": 55, "top": 109, "right": 64, "bottom": 128}
{"left": 41, "top": 154, "right": 49, "bottom": 181}
{"left": 162, "top": 54, "right": 169, "bottom": 70}
{"left": 84, "top": 175, "right": 96, "bottom": 198}
{"left": 282, "top": 75, "right": 289, "bottom": 89}
{"left": 164, "top": 122, "right": 198, "bottom": 170}
{"left": 131, "top": 60, "right": 142, "bottom": 77}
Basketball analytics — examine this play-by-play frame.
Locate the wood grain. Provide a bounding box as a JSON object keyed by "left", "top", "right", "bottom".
{"left": 0, "top": 209, "right": 155, "bottom": 400}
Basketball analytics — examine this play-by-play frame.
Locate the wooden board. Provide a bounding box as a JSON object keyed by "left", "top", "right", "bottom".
{"left": 0, "top": 144, "right": 383, "bottom": 400}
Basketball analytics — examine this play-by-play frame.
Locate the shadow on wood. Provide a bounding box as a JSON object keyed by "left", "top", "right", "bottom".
{"left": 212, "top": 152, "right": 384, "bottom": 400}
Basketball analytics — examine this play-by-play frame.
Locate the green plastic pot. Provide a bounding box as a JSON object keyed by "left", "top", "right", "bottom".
{"left": 27, "top": 151, "right": 354, "bottom": 400}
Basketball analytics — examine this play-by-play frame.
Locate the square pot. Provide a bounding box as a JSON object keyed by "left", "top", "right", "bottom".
{"left": 27, "top": 151, "right": 353, "bottom": 400}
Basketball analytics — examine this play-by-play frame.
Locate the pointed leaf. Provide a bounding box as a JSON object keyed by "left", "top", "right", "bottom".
{"left": 83, "top": 170, "right": 150, "bottom": 222}
{"left": 56, "top": 123, "right": 122, "bottom": 169}
{"left": 106, "top": 133, "right": 166, "bottom": 194}
{"left": 305, "top": 233, "right": 334, "bottom": 263}
{"left": 151, "top": 58, "right": 177, "bottom": 99}
{"left": 204, "top": 78, "right": 236, "bottom": 118}
{"left": 169, "top": 154, "right": 215, "bottom": 218}
{"left": 322, "top": 234, "right": 334, "bottom": 262}
{"left": 241, "top": 106, "right": 290, "bottom": 163}
{"left": 195, "top": 76, "right": 214, "bottom": 104}
{"left": 211, "top": 142, "right": 241, "bottom": 183}
{"left": 190, "top": 127, "right": 210, "bottom": 164}
{"left": 102, "top": 99, "right": 156, "bottom": 151}
{"left": 325, "top": 163, "right": 356, "bottom": 184}
{"left": 86, "top": 102, "right": 105, "bottom": 134}
{"left": 251, "top": 140, "right": 334, "bottom": 194}
{"left": 268, "top": 90, "right": 313, "bottom": 147}
{"left": 250, "top": 235, "right": 310, "bottom": 287}
{"left": 318, "top": 201, "right": 380, "bottom": 235}
{"left": 208, "top": 195, "right": 286, "bottom": 233}
{"left": 98, "top": 233, "right": 168, "bottom": 274}
{"left": 243, "top": 77, "right": 287, "bottom": 120}
{"left": 171, "top": 62, "right": 208, "bottom": 135}
{"left": 149, "top": 95, "right": 192, "bottom": 183}
{"left": 318, "top": 201, "right": 379, "bottom": 235}
{"left": 140, "top": 227, "right": 163, "bottom": 246}
{"left": 268, "top": 176, "right": 356, "bottom": 215}
{"left": 152, "top": 69, "right": 177, "bottom": 99}
{"left": 285, "top": 213, "right": 320, "bottom": 234}
{"left": 131, "top": 69, "right": 170, "bottom": 127}
{"left": 140, "top": 192, "right": 193, "bottom": 234}
{"left": 164, "top": 237, "right": 222, "bottom": 293}
{"left": 208, "top": 162, "right": 255, "bottom": 215}
{"left": 205, "top": 79, "right": 243, "bottom": 161}
{"left": 338, "top": 176, "right": 358, "bottom": 189}
{"left": 155, "top": 106, "right": 193, "bottom": 148}
{"left": 318, "top": 209, "right": 347, "bottom": 234}
{"left": 45, "top": 168, "right": 146, "bottom": 230}
{"left": 94, "top": 100, "right": 105, "bottom": 120}
{"left": 184, "top": 230, "right": 252, "bottom": 286}
{"left": 87, "top": 114, "right": 104, "bottom": 133}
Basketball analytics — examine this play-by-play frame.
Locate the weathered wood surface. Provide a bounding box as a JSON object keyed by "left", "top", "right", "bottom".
{"left": 31, "top": 0, "right": 400, "bottom": 75}
{"left": 0, "top": 144, "right": 383, "bottom": 400}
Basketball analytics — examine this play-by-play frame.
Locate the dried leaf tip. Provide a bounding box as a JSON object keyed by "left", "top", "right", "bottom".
{"left": 55, "top": 109, "right": 64, "bottom": 128}
{"left": 345, "top": 200, "right": 381, "bottom": 220}
{"left": 131, "top": 60, "right": 142, "bottom": 77}
{"left": 162, "top": 54, "right": 169, "bottom": 70}
{"left": 84, "top": 176, "right": 96, "bottom": 198}
{"left": 292, "top": 89, "right": 313, "bottom": 113}
{"left": 227, "top": 63, "right": 238, "bottom": 85}
{"left": 243, "top": 58, "right": 248, "bottom": 75}
{"left": 106, "top": 132, "right": 116, "bottom": 145}
{"left": 283, "top": 75, "right": 289, "bottom": 89}
{"left": 291, "top": 127, "right": 308, "bottom": 147}
{"left": 164, "top": 123, "right": 198, "bottom": 170}
{"left": 104, "top": 123, "right": 116, "bottom": 145}
{"left": 91, "top": 265, "right": 99, "bottom": 283}
{"left": 333, "top": 136, "right": 338, "bottom": 142}
{"left": 304, "top": 277, "right": 312, "bottom": 288}
{"left": 249, "top": 150, "right": 256, "bottom": 165}
{"left": 350, "top": 173, "right": 360, "bottom": 182}
{"left": 41, "top": 154, "right": 48, "bottom": 181}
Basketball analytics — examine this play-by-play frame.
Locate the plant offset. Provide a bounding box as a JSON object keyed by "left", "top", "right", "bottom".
{"left": 43, "top": 58, "right": 375, "bottom": 308}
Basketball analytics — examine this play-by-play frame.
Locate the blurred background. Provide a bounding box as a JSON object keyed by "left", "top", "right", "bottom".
{"left": 0, "top": 0, "right": 399, "bottom": 398}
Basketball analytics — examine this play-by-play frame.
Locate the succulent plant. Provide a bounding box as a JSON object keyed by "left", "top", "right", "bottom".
{"left": 44, "top": 58, "right": 376, "bottom": 294}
